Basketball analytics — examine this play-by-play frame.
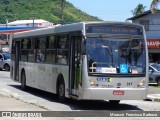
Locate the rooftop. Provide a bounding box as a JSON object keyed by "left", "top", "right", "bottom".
{"left": 127, "top": 10, "right": 160, "bottom": 20}
{"left": 8, "top": 19, "right": 52, "bottom": 25}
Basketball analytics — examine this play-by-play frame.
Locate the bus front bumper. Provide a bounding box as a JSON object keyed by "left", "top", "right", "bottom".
{"left": 81, "top": 88, "right": 148, "bottom": 100}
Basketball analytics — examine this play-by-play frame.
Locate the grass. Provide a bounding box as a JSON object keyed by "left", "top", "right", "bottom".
{"left": 155, "top": 99, "right": 160, "bottom": 102}
{"left": 153, "top": 86, "right": 160, "bottom": 88}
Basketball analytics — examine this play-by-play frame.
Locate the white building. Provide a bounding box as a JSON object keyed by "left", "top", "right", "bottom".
{"left": 8, "top": 19, "right": 54, "bottom": 28}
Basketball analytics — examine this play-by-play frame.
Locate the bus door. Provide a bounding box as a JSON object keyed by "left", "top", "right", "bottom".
{"left": 69, "top": 36, "right": 82, "bottom": 96}
{"left": 14, "top": 41, "right": 20, "bottom": 81}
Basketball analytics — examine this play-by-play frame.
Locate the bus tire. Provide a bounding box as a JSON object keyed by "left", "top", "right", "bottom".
{"left": 109, "top": 100, "right": 120, "bottom": 104}
{"left": 4, "top": 64, "right": 10, "bottom": 71}
{"left": 58, "top": 79, "right": 65, "bottom": 102}
{"left": 21, "top": 71, "right": 27, "bottom": 91}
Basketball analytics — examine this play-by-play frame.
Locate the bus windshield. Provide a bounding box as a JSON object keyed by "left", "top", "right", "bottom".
{"left": 86, "top": 37, "right": 146, "bottom": 74}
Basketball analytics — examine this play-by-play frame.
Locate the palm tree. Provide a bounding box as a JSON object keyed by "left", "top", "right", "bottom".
{"left": 150, "top": 0, "right": 160, "bottom": 13}
{"left": 131, "top": 4, "right": 146, "bottom": 16}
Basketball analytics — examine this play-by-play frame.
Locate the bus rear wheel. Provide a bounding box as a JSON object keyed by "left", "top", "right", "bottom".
{"left": 109, "top": 100, "right": 120, "bottom": 104}
{"left": 21, "top": 71, "right": 27, "bottom": 91}
{"left": 58, "top": 80, "right": 65, "bottom": 102}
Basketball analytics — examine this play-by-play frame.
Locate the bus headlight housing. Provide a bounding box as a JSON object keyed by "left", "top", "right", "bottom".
{"left": 137, "top": 79, "right": 145, "bottom": 88}
{"left": 89, "top": 79, "right": 95, "bottom": 86}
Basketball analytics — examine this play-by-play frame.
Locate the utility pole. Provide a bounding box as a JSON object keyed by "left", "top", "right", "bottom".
{"left": 61, "top": 0, "right": 65, "bottom": 24}
{"left": 32, "top": 13, "right": 35, "bottom": 28}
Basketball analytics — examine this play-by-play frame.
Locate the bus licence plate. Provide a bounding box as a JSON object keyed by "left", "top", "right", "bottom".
{"left": 113, "top": 90, "right": 125, "bottom": 95}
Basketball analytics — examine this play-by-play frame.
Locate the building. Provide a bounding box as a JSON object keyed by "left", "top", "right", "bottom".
{"left": 127, "top": 10, "right": 160, "bottom": 63}
{"left": 0, "top": 19, "right": 54, "bottom": 52}
{"left": 0, "top": 19, "right": 54, "bottom": 34}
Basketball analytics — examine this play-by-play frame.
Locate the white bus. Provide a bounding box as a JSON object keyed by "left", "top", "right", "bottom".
{"left": 10, "top": 21, "right": 148, "bottom": 104}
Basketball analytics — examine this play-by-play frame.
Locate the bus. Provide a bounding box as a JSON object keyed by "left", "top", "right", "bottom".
{"left": 10, "top": 21, "right": 148, "bottom": 104}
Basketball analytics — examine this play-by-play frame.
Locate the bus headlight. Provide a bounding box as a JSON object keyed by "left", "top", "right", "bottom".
{"left": 138, "top": 79, "right": 145, "bottom": 88}
{"left": 89, "top": 79, "right": 95, "bottom": 86}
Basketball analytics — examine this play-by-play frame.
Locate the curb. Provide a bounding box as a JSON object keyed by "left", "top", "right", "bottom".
{"left": 147, "top": 94, "right": 160, "bottom": 102}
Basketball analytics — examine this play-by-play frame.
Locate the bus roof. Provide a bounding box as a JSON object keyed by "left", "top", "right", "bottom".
{"left": 13, "top": 21, "right": 143, "bottom": 39}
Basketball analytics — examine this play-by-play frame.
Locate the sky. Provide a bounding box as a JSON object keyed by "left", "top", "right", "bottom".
{"left": 66, "top": 0, "right": 153, "bottom": 22}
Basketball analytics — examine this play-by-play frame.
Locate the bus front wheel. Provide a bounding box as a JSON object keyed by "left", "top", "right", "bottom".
{"left": 109, "top": 100, "right": 120, "bottom": 104}
{"left": 58, "top": 80, "right": 65, "bottom": 102}
{"left": 21, "top": 71, "right": 27, "bottom": 91}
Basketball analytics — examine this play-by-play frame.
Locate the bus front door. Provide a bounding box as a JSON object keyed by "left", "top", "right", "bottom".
{"left": 69, "top": 36, "right": 82, "bottom": 96}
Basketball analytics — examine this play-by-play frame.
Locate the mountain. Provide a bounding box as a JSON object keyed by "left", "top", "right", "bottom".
{"left": 0, "top": 0, "right": 101, "bottom": 24}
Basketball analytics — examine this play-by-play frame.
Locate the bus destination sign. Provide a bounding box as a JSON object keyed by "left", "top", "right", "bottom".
{"left": 86, "top": 25, "right": 143, "bottom": 35}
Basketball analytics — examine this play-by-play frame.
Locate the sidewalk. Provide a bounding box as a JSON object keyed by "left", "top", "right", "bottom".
{"left": 147, "top": 86, "right": 160, "bottom": 102}
{"left": 0, "top": 93, "right": 47, "bottom": 111}
{"left": 0, "top": 93, "right": 72, "bottom": 120}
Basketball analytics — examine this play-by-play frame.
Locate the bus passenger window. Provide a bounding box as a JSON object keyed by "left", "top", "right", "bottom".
{"left": 27, "top": 39, "right": 31, "bottom": 49}
{"left": 36, "top": 50, "right": 45, "bottom": 63}
{"left": 21, "top": 39, "right": 24, "bottom": 49}
{"left": 57, "top": 50, "right": 68, "bottom": 64}
{"left": 37, "top": 37, "right": 46, "bottom": 49}
{"left": 57, "top": 35, "right": 68, "bottom": 49}
{"left": 47, "top": 36, "right": 56, "bottom": 49}
{"left": 57, "top": 55, "right": 67, "bottom": 64}
{"left": 21, "top": 39, "right": 28, "bottom": 49}
{"left": 46, "top": 50, "right": 56, "bottom": 63}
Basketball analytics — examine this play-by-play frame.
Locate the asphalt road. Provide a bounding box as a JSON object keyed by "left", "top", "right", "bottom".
{"left": 0, "top": 71, "right": 160, "bottom": 120}
{"left": 148, "top": 85, "right": 160, "bottom": 94}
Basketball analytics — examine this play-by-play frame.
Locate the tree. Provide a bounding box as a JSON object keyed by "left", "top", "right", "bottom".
{"left": 150, "top": 0, "right": 160, "bottom": 13}
{"left": 131, "top": 4, "right": 146, "bottom": 16}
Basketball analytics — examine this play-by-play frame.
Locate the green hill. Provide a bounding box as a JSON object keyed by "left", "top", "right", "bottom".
{"left": 0, "top": 0, "right": 101, "bottom": 24}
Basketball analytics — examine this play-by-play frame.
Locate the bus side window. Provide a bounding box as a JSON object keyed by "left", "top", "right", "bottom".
{"left": 47, "top": 36, "right": 56, "bottom": 49}
{"left": 21, "top": 39, "right": 24, "bottom": 49}
{"left": 57, "top": 50, "right": 68, "bottom": 64}
{"left": 27, "top": 39, "right": 31, "bottom": 49}
{"left": 36, "top": 37, "right": 46, "bottom": 63}
{"left": 57, "top": 55, "right": 67, "bottom": 64}
{"left": 46, "top": 36, "right": 56, "bottom": 63}
{"left": 56, "top": 34, "right": 69, "bottom": 64}
{"left": 22, "top": 38, "right": 28, "bottom": 49}
{"left": 36, "top": 50, "right": 45, "bottom": 63}
{"left": 46, "top": 50, "right": 56, "bottom": 63}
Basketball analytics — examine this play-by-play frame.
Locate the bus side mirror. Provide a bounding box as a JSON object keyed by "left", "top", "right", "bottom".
{"left": 81, "top": 40, "right": 86, "bottom": 55}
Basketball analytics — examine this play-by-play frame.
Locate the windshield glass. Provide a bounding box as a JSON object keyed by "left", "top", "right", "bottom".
{"left": 151, "top": 64, "right": 160, "bottom": 71}
{"left": 86, "top": 37, "right": 146, "bottom": 74}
